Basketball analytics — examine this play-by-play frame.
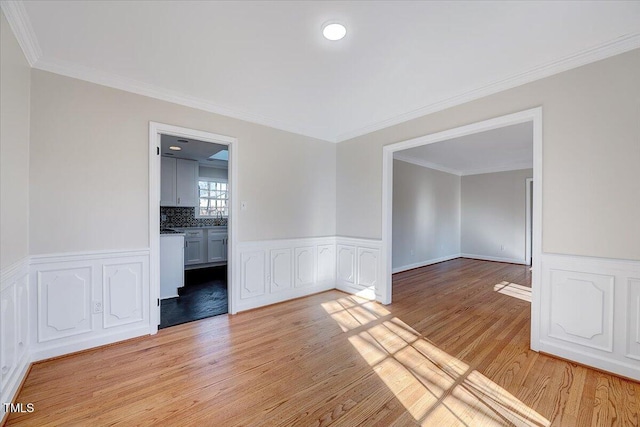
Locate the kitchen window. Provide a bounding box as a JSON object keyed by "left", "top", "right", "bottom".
{"left": 197, "top": 179, "right": 228, "bottom": 217}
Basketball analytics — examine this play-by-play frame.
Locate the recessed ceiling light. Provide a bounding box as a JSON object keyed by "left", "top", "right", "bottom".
{"left": 322, "top": 22, "right": 346, "bottom": 41}
{"left": 169, "top": 146, "right": 182, "bottom": 151}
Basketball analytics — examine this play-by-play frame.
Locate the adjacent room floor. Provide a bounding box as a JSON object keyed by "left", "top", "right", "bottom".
{"left": 159, "top": 266, "right": 228, "bottom": 329}
{"left": 7, "top": 259, "right": 638, "bottom": 426}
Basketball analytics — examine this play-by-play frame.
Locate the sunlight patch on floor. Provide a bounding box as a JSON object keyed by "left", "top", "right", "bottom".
{"left": 494, "top": 281, "right": 532, "bottom": 302}
{"left": 321, "top": 296, "right": 549, "bottom": 426}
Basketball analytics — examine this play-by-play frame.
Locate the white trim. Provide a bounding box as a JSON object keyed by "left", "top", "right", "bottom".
{"left": 150, "top": 122, "right": 239, "bottom": 334}
{"left": 30, "top": 248, "right": 150, "bottom": 264}
{"left": 35, "top": 58, "right": 333, "bottom": 142}
{"left": 460, "top": 254, "right": 527, "bottom": 265}
{"left": 525, "top": 178, "right": 533, "bottom": 266}
{"left": 0, "top": 1, "right": 42, "bottom": 66}
{"left": 392, "top": 254, "right": 461, "bottom": 274}
{"left": 382, "top": 107, "right": 543, "bottom": 351}
{"left": 335, "top": 33, "right": 640, "bottom": 142}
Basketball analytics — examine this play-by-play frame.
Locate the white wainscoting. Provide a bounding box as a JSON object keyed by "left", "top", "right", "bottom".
{"left": 30, "top": 249, "right": 150, "bottom": 361}
{"left": 234, "top": 237, "right": 335, "bottom": 312}
{"left": 539, "top": 253, "right": 640, "bottom": 380}
{"left": 335, "top": 237, "right": 382, "bottom": 300}
{"left": 1, "top": 257, "right": 30, "bottom": 421}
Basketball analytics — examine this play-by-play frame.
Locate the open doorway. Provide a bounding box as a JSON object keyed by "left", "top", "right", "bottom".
{"left": 381, "top": 107, "right": 542, "bottom": 350}
{"left": 149, "top": 123, "right": 238, "bottom": 334}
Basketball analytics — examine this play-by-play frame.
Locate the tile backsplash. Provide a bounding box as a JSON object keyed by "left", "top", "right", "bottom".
{"left": 160, "top": 207, "right": 227, "bottom": 228}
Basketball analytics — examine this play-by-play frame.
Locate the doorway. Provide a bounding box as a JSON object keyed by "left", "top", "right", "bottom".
{"left": 149, "top": 122, "right": 238, "bottom": 334}
{"left": 381, "top": 107, "right": 542, "bottom": 350}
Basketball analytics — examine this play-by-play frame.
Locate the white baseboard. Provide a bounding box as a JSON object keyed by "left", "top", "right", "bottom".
{"left": 30, "top": 325, "right": 150, "bottom": 362}
{"left": 460, "top": 253, "right": 527, "bottom": 265}
{"left": 392, "top": 254, "right": 461, "bottom": 274}
{"left": 235, "top": 281, "right": 335, "bottom": 312}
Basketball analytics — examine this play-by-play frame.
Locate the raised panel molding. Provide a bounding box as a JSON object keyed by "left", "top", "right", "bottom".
{"left": 539, "top": 254, "right": 640, "bottom": 380}
{"left": 1, "top": 285, "right": 16, "bottom": 389}
{"left": 548, "top": 269, "right": 613, "bottom": 352}
{"left": 38, "top": 268, "right": 92, "bottom": 342}
{"left": 294, "top": 247, "right": 316, "bottom": 288}
{"left": 554, "top": 279, "right": 604, "bottom": 339}
{"left": 337, "top": 245, "right": 355, "bottom": 284}
{"left": 241, "top": 251, "right": 266, "bottom": 299}
{"left": 627, "top": 278, "right": 640, "bottom": 360}
{"left": 270, "top": 249, "right": 292, "bottom": 293}
{"left": 317, "top": 244, "right": 335, "bottom": 283}
{"left": 0, "top": 257, "right": 30, "bottom": 420}
{"left": 103, "top": 263, "right": 144, "bottom": 328}
{"left": 357, "top": 248, "right": 379, "bottom": 288}
{"left": 30, "top": 249, "right": 150, "bottom": 362}
{"left": 234, "top": 237, "right": 336, "bottom": 312}
{"left": 16, "top": 277, "right": 29, "bottom": 359}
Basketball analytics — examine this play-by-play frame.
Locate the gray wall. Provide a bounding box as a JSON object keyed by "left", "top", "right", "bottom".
{"left": 392, "top": 160, "right": 460, "bottom": 270}
{"left": 461, "top": 169, "right": 533, "bottom": 262}
{"left": 0, "top": 12, "right": 30, "bottom": 269}
{"left": 337, "top": 49, "right": 640, "bottom": 261}
{"left": 29, "top": 70, "right": 336, "bottom": 255}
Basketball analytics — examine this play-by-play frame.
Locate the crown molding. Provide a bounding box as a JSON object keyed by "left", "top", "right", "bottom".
{"left": 32, "top": 58, "right": 335, "bottom": 143}
{"left": 0, "top": 0, "right": 42, "bottom": 66}
{"left": 394, "top": 153, "right": 532, "bottom": 177}
{"left": 393, "top": 154, "right": 462, "bottom": 176}
{"left": 4, "top": 0, "right": 638, "bottom": 144}
{"left": 335, "top": 33, "right": 640, "bottom": 143}
{"left": 461, "top": 162, "right": 533, "bottom": 176}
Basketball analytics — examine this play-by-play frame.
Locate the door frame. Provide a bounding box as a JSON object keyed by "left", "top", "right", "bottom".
{"left": 525, "top": 177, "right": 534, "bottom": 266}
{"left": 149, "top": 122, "right": 239, "bottom": 334}
{"left": 381, "top": 107, "right": 543, "bottom": 350}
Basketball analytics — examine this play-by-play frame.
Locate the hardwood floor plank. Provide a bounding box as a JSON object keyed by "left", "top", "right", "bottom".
{"left": 6, "top": 259, "right": 638, "bottom": 426}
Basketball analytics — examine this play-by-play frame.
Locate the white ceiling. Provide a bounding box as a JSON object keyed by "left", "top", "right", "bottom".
{"left": 6, "top": 1, "right": 640, "bottom": 142}
{"left": 160, "top": 135, "right": 228, "bottom": 168}
{"left": 395, "top": 122, "right": 533, "bottom": 176}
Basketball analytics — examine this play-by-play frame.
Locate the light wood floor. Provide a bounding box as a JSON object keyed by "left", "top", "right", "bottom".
{"left": 6, "top": 259, "right": 639, "bottom": 426}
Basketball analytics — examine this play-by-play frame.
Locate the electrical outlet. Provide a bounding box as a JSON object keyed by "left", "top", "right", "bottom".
{"left": 92, "top": 301, "right": 103, "bottom": 314}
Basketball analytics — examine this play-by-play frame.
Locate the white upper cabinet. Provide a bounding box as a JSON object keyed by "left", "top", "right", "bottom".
{"left": 160, "top": 157, "right": 177, "bottom": 206}
{"left": 161, "top": 157, "right": 198, "bottom": 207}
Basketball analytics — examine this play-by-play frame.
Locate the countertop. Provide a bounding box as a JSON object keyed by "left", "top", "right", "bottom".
{"left": 160, "top": 229, "right": 185, "bottom": 235}
{"left": 160, "top": 226, "right": 227, "bottom": 235}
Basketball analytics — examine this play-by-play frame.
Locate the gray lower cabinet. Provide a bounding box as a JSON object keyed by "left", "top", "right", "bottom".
{"left": 207, "top": 232, "right": 228, "bottom": 262}
{"left": 176, "top": 228, "right": 227, "bottom": 266}
{"left": 184, "top": 229, "right": 205, "bottom": 265}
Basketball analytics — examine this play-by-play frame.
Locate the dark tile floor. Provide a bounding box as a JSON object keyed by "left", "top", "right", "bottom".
{"left": 159, "top": 266, "right": 228, "bottom": 329}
